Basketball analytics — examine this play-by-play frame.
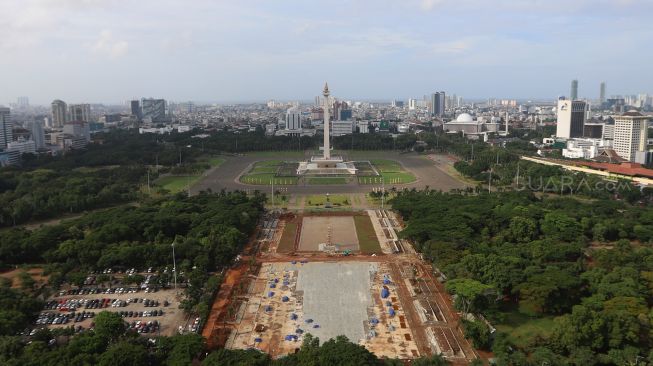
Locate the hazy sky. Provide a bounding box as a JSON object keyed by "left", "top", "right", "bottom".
{"left": 1, "top": 0, "right": 652, "bottom": 105}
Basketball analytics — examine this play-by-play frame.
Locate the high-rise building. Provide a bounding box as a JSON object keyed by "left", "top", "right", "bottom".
{"left": 556, "top": 99, "right": 586, "bottom": 139}
{"left": 0, "top": 108, "right": 12, "bottom": 149}
{"left": 141, "top": 98, "right": 167, "bottom": 123}
{"left": 599, "top": 82, "right": 606, "bottom": 104}
{"left": 64, "top": 121, "right": 91, "bottom": 142}
{"left": 51, "top": 100, "right": 68, "bottom": 128}
{"left": 16, "top": 97, "right": 29, "bottom": 108}
{"left": 408, "top": 98, "right": 417, "bottom": 110}
{"left": 613, "top": 112, "right": 649, "bottom": 162}
{"left": 130, "top": 100, "right": 142, "bottom": 120}
{"left": 430, "top": 92, "right": 445, "bottom": 117}
{"left": 570, "top": 79, "right": 579, "bottom": 100}
{"left": 30, "top": 120, "right": 45, "bottom": 149}
{"left": 285, "top": 107, "right": 301, "bottom": 130}
{"left": 69, "top": 104, "right": 91, "bottom": 122}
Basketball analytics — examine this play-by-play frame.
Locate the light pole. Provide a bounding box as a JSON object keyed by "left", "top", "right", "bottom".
{"left": 171, "top": 241, "right": 178, "bottom": 294}
{"left": 381, "top": 176, "right": 385, "bottom": 210}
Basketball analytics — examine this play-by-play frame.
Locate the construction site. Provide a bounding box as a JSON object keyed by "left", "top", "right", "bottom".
{"left": 202, "top": 208, "right": 478, "bottom": 364}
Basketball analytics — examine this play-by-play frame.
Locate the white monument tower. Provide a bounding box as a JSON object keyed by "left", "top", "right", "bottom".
{"left": 296, "top": 83, "right": 357, "bottom": 175}
{"left": 323, "top": 82, "right": 331, "bottom": 160}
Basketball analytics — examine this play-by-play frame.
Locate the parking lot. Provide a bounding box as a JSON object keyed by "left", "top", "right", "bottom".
{"left": 32, "top": 270, "right": 193, "bottom": 337}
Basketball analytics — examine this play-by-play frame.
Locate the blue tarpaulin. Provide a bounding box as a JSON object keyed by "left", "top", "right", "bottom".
{"left": 282, "top": 296, "right": 289, "bottom": 302}
{"left": 268, "top": 291, "right": 275, "bottom": 297}
{"left": 381, "top": 288, "right": 390, "bottom": 298}
{"left": 290, "top": 313, "right": 298, "bottom": 320}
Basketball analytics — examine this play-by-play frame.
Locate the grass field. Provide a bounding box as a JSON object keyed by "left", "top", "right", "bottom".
{"left": 278, "top": 222, "right": 297, "bottom": 252}
{"left": 494, "top": 314, "right": 556, "bottom": 348}
{"left": 305, "top": 195, "right": 350, "bottom": 206}
{"left": 155, "top": 175, "right": 201, "bottom": 193}
{"left": 240, "top": 160, "right": 298, "bottom": 185}
{"left": 307, "top": 177, "right": 348, "bottom": 185}
{"left": 354, "top": 215, "right": 382, "bottom": 254}
{"left": 358, "top": 159, "right": 416, "bottom": 184}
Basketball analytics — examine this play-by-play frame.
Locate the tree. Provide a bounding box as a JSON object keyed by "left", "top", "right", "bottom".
{"left": 461, "top": 319, "right": 491, "bottom": 350}
{"left": 98, "top": 341, "right": 148, "bottom": 366}
{"left": 445, "top": 279, "right": 495, "bottom": 314}
{"left": 93, "top": 311, "right": 126, "bottom": 342}
{"left": 203, "top": 348, "right": 270, "bottom": 366}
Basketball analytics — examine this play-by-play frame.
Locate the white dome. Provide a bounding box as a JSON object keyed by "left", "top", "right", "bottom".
{"left": 456, "top": 113, "right": 474, "bottom": 123}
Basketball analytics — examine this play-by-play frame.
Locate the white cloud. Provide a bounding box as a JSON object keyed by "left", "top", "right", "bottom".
{"left": 420, "top": 0, "right": 445, "bottom": 10}
{"left": 92, "top": 30, "right": 128, "bottom": 58}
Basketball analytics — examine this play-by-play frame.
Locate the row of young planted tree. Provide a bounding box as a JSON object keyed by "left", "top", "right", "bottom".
{"left": 390, "top": 190, "right": 653, "bottom": 365}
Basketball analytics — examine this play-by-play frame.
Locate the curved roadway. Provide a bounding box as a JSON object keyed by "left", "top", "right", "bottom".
{"left": 190, "top": 152, "right": 468, "bottom": 195}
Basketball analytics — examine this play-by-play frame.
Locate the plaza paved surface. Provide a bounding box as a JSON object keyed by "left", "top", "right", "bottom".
{"left": 190, "top": 152, "right": 468, "bottom": 195}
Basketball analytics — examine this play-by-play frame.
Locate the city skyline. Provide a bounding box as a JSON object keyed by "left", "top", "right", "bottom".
{"left": 1, "top": 0, "right": 653, "bottom": 104}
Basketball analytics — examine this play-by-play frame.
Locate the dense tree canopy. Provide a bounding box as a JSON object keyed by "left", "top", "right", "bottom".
{"left": 391, "top": 190, "right": 653, "bottom": 365}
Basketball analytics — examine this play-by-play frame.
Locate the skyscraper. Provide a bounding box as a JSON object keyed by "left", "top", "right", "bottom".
{"left": 130, "top": 100, "right": 142, "bottom": 120}
{"left": 141, "top": 98, "right": 167, "bottom": 123}
{"left": 430, "top": 92, "right": 445, "bottom": 117}
{"left": 16, "top": 97, "right": 29, "bottom": 108}
{"left": 30, "top": 120, "right": 45, "bottom": 149}
{"left": 69, "top": 104, "right": 91, "bottom": 122}
{"left": 0, "top": 108, "right": 13, "bottom": 149}
{"left": 285, "top": 107, "right": 301, "bottom": 130}
{"left": 600, "top": 82, "right": 606, "bottom": 104}
{"left": 613, "top": 112, "right": 649, "bottom": 162}
{"left": 556, "top": 99, "right": 586, "bottom": 139}
{"left": 51, "top": 100, "right": 68, "bottom": 128}
{"left": 570, "top": 79, "right": 578, "bottom": 100}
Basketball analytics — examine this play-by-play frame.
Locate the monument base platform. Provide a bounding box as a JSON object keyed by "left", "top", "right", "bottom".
{"left": 297, "top": 155, "right": 357, "bottom": 175}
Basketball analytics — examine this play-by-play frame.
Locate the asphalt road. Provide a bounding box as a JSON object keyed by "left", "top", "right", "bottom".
{"left": 190, "top": 152, "right": 468, "bottom": 195}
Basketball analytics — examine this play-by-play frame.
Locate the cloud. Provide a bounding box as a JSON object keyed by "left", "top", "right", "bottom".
{"left": 420, "top": 0, "right": 445, "bottom": 10}
{"left": 92, "top": 30, "right": 128, "bottom": 58}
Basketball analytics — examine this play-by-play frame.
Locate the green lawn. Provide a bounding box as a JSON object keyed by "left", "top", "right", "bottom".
{"left": 305, "top": 194, "right": 350, "bottom": 206}
{"left": 155, "top": 175, "right": 201, "bottom": 193}
{"left": 240, "top": 160, "right": 298, "bottom": 185}
{"left": 494, "top": 314, "right": 556, "bottom": 348}
{"left": 354, "top": 215, "right": 382, "bottom": 254}
{"left": 307, "top": 177, "right": 348, "bottom": 185}
{"left": 278, "top": 222, "right": 297, "bottom": 252}
{"left": 359, "top": 159, "right": 416, "bottom": 184}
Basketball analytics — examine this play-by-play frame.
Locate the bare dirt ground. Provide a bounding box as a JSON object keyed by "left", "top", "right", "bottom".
{"left": 298, "top": 216, "right": 359, "bottom": 251}
{"left": 204, "top": 209, "right": 481, "bottom": 363}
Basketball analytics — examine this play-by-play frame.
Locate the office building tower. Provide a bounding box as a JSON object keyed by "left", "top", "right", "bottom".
{"left": 571, "top": 79, "right": 578, "bottom": 100}
{"left": 51, "top": 100, "right": 68, "bottom": 128}
{"left": 16, "top": 97, "right": 29, "bottom": 108}
{"left": 285, "top": 107, "right": 301, "bottom": 130}
{"left": 408, "top": 98, "right": 417, "bottom": 110}
{"left": 430, "top": 92, "right": 445, "bottom": 117}
{"left": 0, "top": 108, "right": 12, "bottom": 149}
{"left": 556, "top": 99, "right": 586, "bottom": 139}
{"left": 30, "top": 120, "right": 45, "bottom": 149}
{"left": 130, "top": 100, "right": 142, "bottom": 120}
{"left": 599, "top": 82, "right": 606, "bottom": 104}
{"left": 64, "top": 121, "right": 91, "bottom": 142}
{"left": 613, "top": 112, "right": 649, "bottom": 162}
{"left": 141, "top": 98, "right": 167, "bottom": 123}
{"left": 69, "top": 104, "right": 91, "bottom": 122}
